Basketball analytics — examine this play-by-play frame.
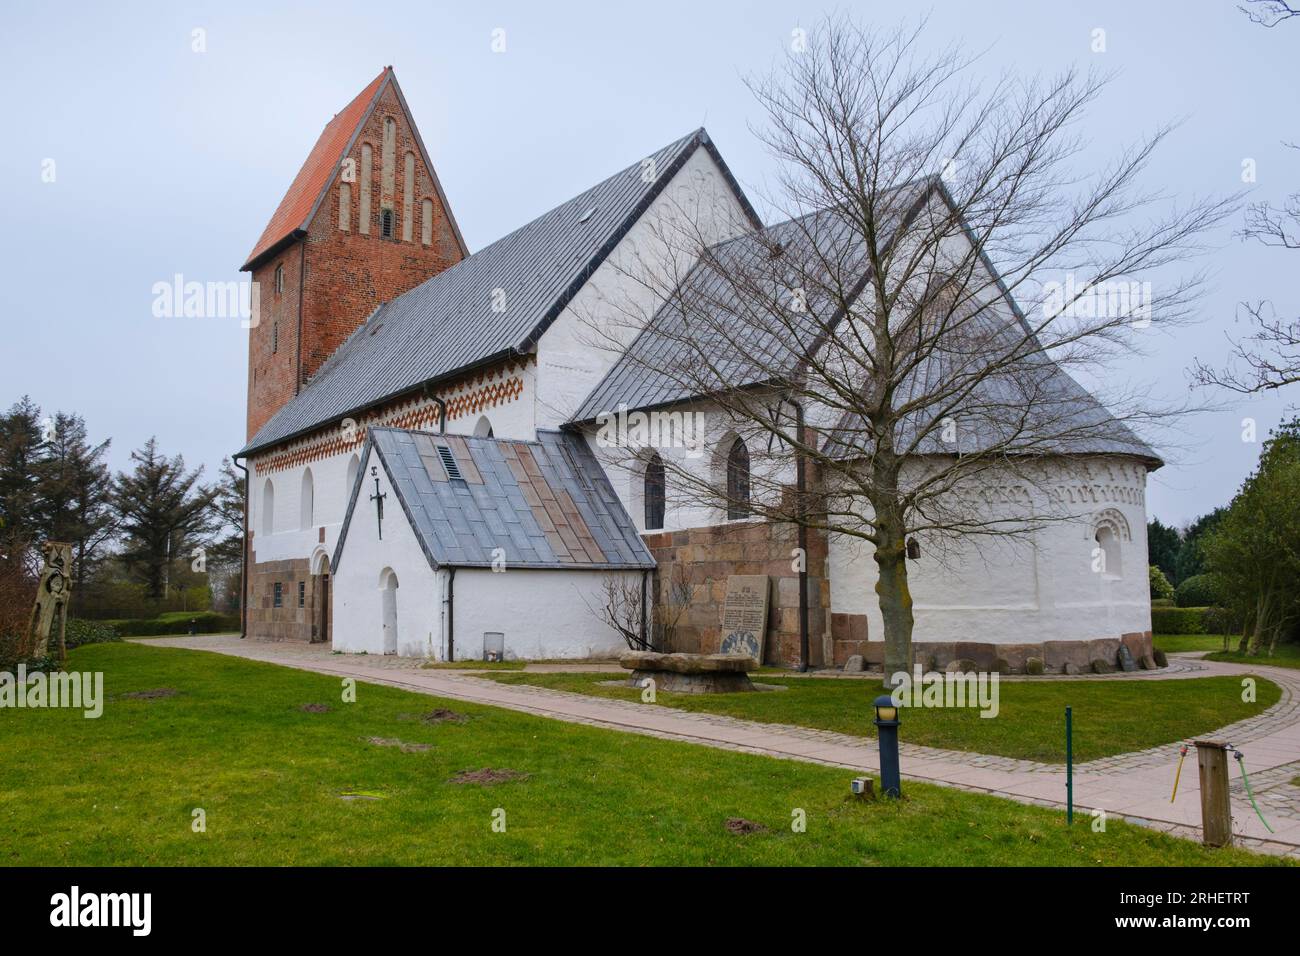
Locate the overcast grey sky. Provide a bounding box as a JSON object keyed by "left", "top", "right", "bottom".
{"left": 1, "top": 0, "right": 1294, "bottom": 529}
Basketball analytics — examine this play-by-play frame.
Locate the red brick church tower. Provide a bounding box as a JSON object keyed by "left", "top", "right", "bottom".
{"left": 242, "top": 67, "right": 466, "bottom": 439}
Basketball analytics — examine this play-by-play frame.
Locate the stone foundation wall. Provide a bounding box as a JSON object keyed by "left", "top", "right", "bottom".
{"left": 847, "top": 631, "right": 1155, "bottom": 674}
{"left": 830, "top": 613, "right": 872, "bottom": 667}
{"left": 642, "top": 521, "right": 830, "bottom": 668}
{"left": 247, "top": 557, "right": 329, "bottom": 643}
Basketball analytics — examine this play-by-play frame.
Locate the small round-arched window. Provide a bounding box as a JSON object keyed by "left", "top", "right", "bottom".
{"left": 1090, "top": 509, "right": 1131, "bottom": 580}
{"left": 1094, "top": 525, "right": 1121, "bottom": 579}
{"left": 644, "top": 453, "right": 666, "bottom": 531}
{"left": 726, "top": 437, "right": 750, "bottom": 520}
{"left": 261, "top": 478, "right": 275, "bottom": 536}
{"left": 300, "top": 468, "right": 315, "bottom": 530}
{"left": 346, "top": 453, "right": 360, "bottom": 493}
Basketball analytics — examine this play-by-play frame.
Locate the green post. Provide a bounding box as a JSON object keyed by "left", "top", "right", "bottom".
{"left": 1066, "top": 706, "right": 1074, "bottom": 825}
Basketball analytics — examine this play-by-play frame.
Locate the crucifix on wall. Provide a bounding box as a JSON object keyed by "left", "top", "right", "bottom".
{"left": 369, "top": 465, "right": 386, "bottom": 540}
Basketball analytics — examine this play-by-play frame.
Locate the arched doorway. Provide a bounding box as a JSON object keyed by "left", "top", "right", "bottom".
{"left": 311, "top": 551, "right": 331, "bottom": 644}
{"left": 380, "top": 568, "right": 399, "bottom": 655}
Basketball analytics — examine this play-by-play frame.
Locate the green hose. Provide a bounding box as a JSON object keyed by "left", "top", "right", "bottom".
{"left": 1231, "top": 747, "right": 1274, "bottom": 834}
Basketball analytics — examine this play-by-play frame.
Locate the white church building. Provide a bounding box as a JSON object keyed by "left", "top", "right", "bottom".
{"left": 235, "top": 67, "right": 1158, "bottom": 672}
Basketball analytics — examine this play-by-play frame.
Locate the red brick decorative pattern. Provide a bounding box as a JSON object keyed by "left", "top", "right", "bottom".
{"left": 253, "top": 358, "right": 532, "bottom": 475}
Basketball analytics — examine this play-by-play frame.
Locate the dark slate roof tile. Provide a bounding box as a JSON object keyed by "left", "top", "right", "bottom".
{"left": 334, "top": 427, "right": 655, "bottom": 572}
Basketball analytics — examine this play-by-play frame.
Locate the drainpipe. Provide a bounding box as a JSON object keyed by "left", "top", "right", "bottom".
{"left": 443, "top": 567, "right": 456, "bottom": 661}
{"left": 233, "top": 455, "right": 250, "bottom": 640}
{"left": 423, "top": 383, "right": 447, "bottom": 434}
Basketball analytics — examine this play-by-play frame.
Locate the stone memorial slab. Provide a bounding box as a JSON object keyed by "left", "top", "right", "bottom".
{"left": 1116, "top": 644, "right": 1138, "bottom": 673}
{"left": 719, "top": 574, "right": 768, "bottom": 660}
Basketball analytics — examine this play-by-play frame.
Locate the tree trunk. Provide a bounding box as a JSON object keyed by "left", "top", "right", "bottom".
{"left": 1248, "top": 587, "right": 1273, "bottom": 656}
{"left": 872, "top": 506, "right": 914, "bottom": 688}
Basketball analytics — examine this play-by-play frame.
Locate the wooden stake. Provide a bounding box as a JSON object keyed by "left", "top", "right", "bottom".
{"left": 1194, "top": 740, "right": 1233, "bottom": 847}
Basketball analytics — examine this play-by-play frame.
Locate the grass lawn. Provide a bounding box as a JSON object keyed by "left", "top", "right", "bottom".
{"left": 1205, "top": 642, "right": 1300, "bottom": 670}
{"left": 1153, "top": 633, "right": 1234, "bottom": 654}
{"left": 485, "top": 671, "right": 1280, "bottom": 763}
{"left": 420, "top": 659, "right": 526, "bottom": 670}
{"left": 0, "top": 643, "right": 1285, "bottom": 867}
{"left": 127, "top": 631, "right": 240, "bottom": 640}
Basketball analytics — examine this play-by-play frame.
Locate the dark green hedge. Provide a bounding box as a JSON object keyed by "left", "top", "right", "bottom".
{"left": 1151, "top": 606, "right": 1209, "bottom": 635}
{"left": 1175, "top": 574, "right": 1221, "bottom": 608}
{"left": 65, "top": 619, "right": 121, "bottom": 648}
{"left": 110, "top": 612, "right": 239, "bottom": 636}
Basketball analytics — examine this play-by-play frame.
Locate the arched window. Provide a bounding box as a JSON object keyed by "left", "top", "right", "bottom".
{"left": 473, "top": 415, "right": 494, "bottom": 438}
{"left": 346, "top": 453, "right": 360, "bottom": 493}
{"left": 261, "top": 478, "right": 275, "bottom": 536}
{"left": 422, "top": 198, "right": 434, "bottom": 246}
{"left": 338, "top": 181, "right": 351, "bottom": 231}
{"left": 299, "top": 468, "right": 315, "bottom": 530}
{"left": 274, "top": 263, "right": 284, "bottom": 294}
{"left": 644, "top": 453, "right": 665, "bottom": 531}
{"left": 1090, "top": 508, "right": 1129, "bottom": 580}
{"left": 1095, "top": 526, "right": 1122, "bottom": 579}
{"left": 726, "top": 437, "right": 750, "bottom": 519}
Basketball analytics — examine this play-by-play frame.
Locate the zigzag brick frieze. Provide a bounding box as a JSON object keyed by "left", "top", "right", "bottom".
{"left": 253, "top": 357, "right": 532, "bottom": 475}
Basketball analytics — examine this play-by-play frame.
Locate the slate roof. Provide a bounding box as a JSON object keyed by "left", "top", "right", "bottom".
{"left": 241, "top": 128, "right": 758, "bottom": 457}
{"left": 822, "top": 328, "right": 1163, "bottom": 467}
{"left": 572, "top": 179, "right": 1161, "bottom": 467}
{"left": 240, "top": 66, "right": 467, "bottom": 272}
{"left": 571, "top": 182, "right": 928, "bottom": 421}
{"left": 333, "top": 427, "right": 656, "bottom": 572}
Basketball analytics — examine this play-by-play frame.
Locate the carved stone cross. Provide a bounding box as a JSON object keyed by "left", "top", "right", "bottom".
{"left": 29, "top": 541, "right": 73, "bottom": 663}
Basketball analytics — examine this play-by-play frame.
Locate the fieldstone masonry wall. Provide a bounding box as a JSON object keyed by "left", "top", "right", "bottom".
{"left": 247, "top": 556, "right": 324, "bottom": 643}
{"left": 643, "top": 521, "right": 831, "bottom": 668}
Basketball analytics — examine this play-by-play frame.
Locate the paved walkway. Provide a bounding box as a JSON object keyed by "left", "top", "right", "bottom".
{"left": 138, "top": 635, "right": 1300, "bottom": 857}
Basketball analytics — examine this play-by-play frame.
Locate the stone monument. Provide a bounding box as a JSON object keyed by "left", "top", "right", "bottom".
{"left": 29, "top": 541, "right": 73, "bottom": 662}
{"left": 719, "top": 574, "right": 768, "bottom": 661}
{"left": 619, "top": 651, "right": 758, "bottom": 694}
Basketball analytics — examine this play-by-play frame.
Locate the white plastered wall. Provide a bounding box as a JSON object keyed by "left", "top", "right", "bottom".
{"left": 828, "top": 456, "right": 1153, "bottom": 644}
{"left": 534, "top": 146, "right": 753, "bottom": 429}
{"left": 248, "top": 450, "right": 358, "bottom": 568}
{"left": 450, "top": 568, "right": 644, "bottom": 661}
{"left": 330, "top": 444, "right": 443, "bottom": 657}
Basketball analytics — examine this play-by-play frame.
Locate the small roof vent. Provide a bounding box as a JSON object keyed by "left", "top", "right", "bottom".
{"left": 436, "top": 444, "right": 463, "bottom": 481}
{"left": 577, "top": 205, "right": 599, "bottom": 224}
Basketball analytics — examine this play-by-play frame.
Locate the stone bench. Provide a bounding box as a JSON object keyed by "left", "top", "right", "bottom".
{"left": 618, "top": 651, "right": 758, "bottom": 694}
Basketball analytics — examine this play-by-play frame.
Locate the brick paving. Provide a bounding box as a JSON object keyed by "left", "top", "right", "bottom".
{"left": 138, "top": 635, "right": 1300, "bottom": 857}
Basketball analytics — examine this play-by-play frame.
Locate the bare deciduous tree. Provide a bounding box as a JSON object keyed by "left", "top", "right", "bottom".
{"left": 1193, "top": 146, "right": 1300, "bottom": 393}
{"left": 1238, "top": 0, "right": 1300, "bottom": 27}
{"left": 583, "top": 16, "right": 1236, "bottom": 683}
{"left": 585, "top": 574, "right": 652, "bottom": 652}
{"left": 651, "top": 562, "right": 691, "bottom": 651}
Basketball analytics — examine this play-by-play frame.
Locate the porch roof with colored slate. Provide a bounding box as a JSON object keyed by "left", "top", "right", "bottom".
{"left": 333, "top": 426, "right": 656, "bottom": 573}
